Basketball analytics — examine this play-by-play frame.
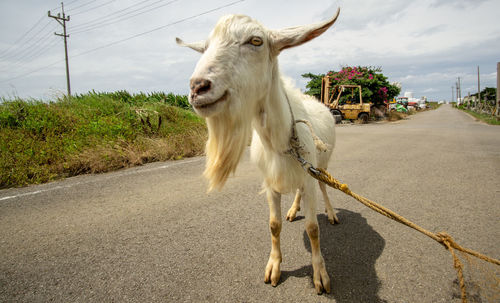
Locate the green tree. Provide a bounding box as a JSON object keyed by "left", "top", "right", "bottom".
{"left": 302, "top": 72, "right": 325, "bottom": 99}
{"left": 302, "top": 66, "right": 400, "bottom": 105}
{"left": 470, "top": 87, "right": 497, "bottom": 104}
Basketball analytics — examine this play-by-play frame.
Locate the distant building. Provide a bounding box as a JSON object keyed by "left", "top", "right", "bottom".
{"left": 404, "top": 91, "right": 414, "bottom": 99}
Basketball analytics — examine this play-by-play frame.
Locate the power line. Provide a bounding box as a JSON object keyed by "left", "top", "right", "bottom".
{"left": 72, "top": 0, "right": 180, "bottom": 34}
{"left": 0, "top": 0, "right": 245, "bottom": 84}
{"left": 73, "top": 0, "right": 244, "bottom": 58}
{"left": 23, "top": 37, "right": 60, "bottom": 63}
{"left": 50, "top": 0, "right": 81, "bottom": 12}
{"left": 70, "top": 0, "right": 117, "bottom": 16}
{"left": 0, "top": 31, "right": 56, "bottom": 72}
{"left": 0, "top": 24, "right": 58, "bottom": 64}
{"left": 72, "top": 0, "right": 166, "bottom": 31}
{"left": 3, "top": 25, "right": 59, "bottom": 63}
{"left": 0, "top": 59, "right": 63, "bottom": 84}
{"left": 0, "top": 37, "right": 59, "bottom": 74}
{"left": 70, "top": 0, "right": 155, "bottom": 30}
{"left": 0, "top": 20, "right": 55, "bottom": 61}
{"left": 1, "top": 0, "right": 125, "bottom": 61}
{"left": 0, "top": 14, "right": 46, "bottom": 58}
{"left": 66, "top": 0, "right": 97, "bottom": 13}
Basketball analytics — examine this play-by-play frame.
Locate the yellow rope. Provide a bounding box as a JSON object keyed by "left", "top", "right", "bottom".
{"left": 309, "top": 168, "right": 500, "bottom": 303}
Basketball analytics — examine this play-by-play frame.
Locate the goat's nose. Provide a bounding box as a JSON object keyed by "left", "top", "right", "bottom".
{"left": 190, "top": 78, "right": 212, "bottom": 97}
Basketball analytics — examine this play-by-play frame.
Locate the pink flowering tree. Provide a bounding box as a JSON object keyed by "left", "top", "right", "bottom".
{"left": 302, "top": 66, "right": 400, "bottom": 105}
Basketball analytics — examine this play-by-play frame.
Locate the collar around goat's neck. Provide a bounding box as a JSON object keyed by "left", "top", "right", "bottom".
{"left": 283, "top": 90, "right": 305, "bottom": 163}
{"left": 283, "top": 91, "right": 328, "bottom": 175}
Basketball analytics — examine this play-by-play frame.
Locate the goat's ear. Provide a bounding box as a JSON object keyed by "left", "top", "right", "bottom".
{"left": 270, "top": 7, "right": 340, "bottom": 54}
{"left": 176, "top": 37, "right": 206, "bottom": 53}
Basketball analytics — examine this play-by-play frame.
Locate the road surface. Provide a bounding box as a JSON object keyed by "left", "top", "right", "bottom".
{"left": 1, "top": 105, "right": 499, "bottom": 302}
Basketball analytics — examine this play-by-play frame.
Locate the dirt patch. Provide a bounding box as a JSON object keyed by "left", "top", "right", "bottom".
{"left": 387, "top": 111, "right": 408, "bottom": 121}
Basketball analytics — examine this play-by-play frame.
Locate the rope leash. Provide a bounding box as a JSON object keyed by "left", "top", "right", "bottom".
{"left": 308, "top": 167, "right": 500, "bottom": 303}
{"left": 282, "top": 93, "right": 499, "bottom": 302}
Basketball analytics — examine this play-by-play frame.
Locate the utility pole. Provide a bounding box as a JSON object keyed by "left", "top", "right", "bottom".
{"left": 457, "top": 77, "right": 461, "bottom": 104}
{"left": 496, "top": 62, "right": 499, "bottom": 116}
{"left": 477, "top": 66, "right": 481, "bottom": 111}
{"left": 48, "top": 2, "right": 71, "bottom": 97}
{"left": 452, "top": 86, "right": 455, "bottom": 104}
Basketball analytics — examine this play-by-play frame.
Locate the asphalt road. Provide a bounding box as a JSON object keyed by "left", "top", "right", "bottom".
{"left": 1, "top": 105, "right": 499, "bottom": 302}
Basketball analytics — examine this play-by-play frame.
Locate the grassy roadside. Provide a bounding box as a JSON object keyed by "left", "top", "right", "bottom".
{"left": 426, "top": 102, "right": 442, "bottom": 110}
{"left": 457, "top": 107, "right": 500, "bottom": 125}
{"left": 0, "top": 91, "right": 207, "bottom": 189}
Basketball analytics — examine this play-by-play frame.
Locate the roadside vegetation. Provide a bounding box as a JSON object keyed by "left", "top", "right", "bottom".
{"left": 0, "top": 85, "right": 451, "bottom": 189}
{"left": 426, "top": 102, "right": 442, "bottom": 110}
{"left": 303, "top": 66, "right": 445, "bottom": 124}
{"left": 456, "top": 105, "right": 500, "bottom": 125}
{"left": 302, "top": 66, "right": 401, "bottom": 106}
{"left": 455, "top": 87, "right": 499, "bottom": 125}
{"left": 0, "top": 91, "right": 207, "bottom": 188}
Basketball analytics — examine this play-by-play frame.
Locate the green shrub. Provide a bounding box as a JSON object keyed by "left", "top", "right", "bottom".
{"left": 0, "top": 91, "right": 206, "bottom": 188}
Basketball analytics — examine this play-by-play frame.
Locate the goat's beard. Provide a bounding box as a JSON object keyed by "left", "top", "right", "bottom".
{"left": 203, "top": 106, "right": 252, "bottom": 192}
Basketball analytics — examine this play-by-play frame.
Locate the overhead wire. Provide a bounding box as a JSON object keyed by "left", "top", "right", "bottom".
{"left": 0, "top": 19, "right": 54, "bottom": 61}
{"left": 0, "top": 14, "right": 46, "bottom": 59}
{"left": 70, "top": 0, "right": 175, "bottom": 33}
{"left": 66, "top": 0, "right": 98, "bottom": 13}
{"left": 70, "top": 0, "right": 155, "bottom": 30}
{"left": 1, "top": 1, "right": 83, "bottom": 72}
{"left": 0, "top": 0, "right": 245, "bottom": 84}
{"left": 72, "top": 0, "right": 180, "bottom": 34}
{"left": 0, "top": 2, "right": 68, "bottom": 75}
{"left": 73, "top": 0, "right": 244, "bottom": 58}
{"left": 0, "top": 37, "right": 60, "bottom": 74}
{"left": 23, "top": 37, "right": 60, "bottom": 63}
{"left": 70, "top": 0, "right": 117, "bottom": 16}
{"left": 50, "top": 0, "right": 82, "bottom": 12}
{"left": 1, "top": 24, "right": 59, "bottom": 63}
{"left": 0, "top": 23, "right": 58, "bottom": 67}
{"left": 25, "top": 30, "right": 62, "bottom": 59}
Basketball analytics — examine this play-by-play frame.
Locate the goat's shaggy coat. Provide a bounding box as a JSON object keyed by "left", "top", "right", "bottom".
{"left": 177, "top": 8, "right": 341, "bottom": 294}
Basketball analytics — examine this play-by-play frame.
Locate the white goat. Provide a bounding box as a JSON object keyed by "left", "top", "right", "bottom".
{"left": 177, "top": 8, "right": 341, "bottom": 294}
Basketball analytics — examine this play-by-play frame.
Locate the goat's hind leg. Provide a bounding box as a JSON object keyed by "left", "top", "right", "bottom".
{"left": 304, "top": 180, "right": 331, "bottom": 294}
{"left": 286, "top": 188, "right": 301, "bottom": 222}
{"left": 264, "top": 188, "right": 282, "bottom": 286}
{"left": 319, "top": 181, "right": 339, "bottom": 224}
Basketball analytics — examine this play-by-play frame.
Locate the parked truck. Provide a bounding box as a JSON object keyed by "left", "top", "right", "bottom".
{"left": 320, "top": 76, "right": 371, "bottom": 123}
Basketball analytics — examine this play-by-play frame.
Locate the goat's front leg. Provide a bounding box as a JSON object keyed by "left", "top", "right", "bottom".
{"left": 303, "top": 180, "right": 331, "bottom": 294}
{"left": 286, "top": 188, "right": 301, "bottom": 222}
{"left": 264, "top": 188, "right": 282, "bottom": 287}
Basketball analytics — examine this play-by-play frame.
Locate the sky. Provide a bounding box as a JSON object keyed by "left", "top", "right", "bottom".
{"left": 0, "top": 0, "right": 498, "bottom": 101}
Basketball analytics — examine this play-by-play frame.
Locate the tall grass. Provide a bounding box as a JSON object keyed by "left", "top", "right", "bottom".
{"left": 0, "top": 91, "right": 207, "bottom": 188}
{"left": 455, "top": 105, "right": 500, "bottom": 125}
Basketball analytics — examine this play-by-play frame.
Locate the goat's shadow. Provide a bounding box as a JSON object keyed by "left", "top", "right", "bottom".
{"left": 281, "top": 209, "right": 387, "bottom": 303}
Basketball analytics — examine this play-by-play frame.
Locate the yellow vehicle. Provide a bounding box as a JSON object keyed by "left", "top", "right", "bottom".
{"left": 321, "top": 76, "right": 371, "bottom": 123}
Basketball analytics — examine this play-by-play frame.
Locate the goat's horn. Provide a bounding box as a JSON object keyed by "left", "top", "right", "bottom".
{"left": 175, "top": 37, "right": 206, "bottom": 53}
{"left": 271, "top": 7, "right": 341, "bottom": 53}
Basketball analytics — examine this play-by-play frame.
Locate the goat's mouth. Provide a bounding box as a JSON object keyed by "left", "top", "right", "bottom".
{"left": 191, "top": 90, "right": 229, "bottom": 110}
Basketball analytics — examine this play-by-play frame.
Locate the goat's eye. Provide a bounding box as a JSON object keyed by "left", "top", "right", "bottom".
{"left": 248, "top": 36, "right": 263, "bottom": 47}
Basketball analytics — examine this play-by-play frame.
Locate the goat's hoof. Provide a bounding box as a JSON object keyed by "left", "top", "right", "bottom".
{"left": 264, "top": 256, "right": 281, "bottom": 287}
{"left": 286, "top": 208, "right": 298, "bottom": 222}
{"left": 313, "top": 260, "right": 331, "bottom": 294}
{"left": 327, "top": 213, "right": 340, "bottom": 225}
{"left": 325, "top": 210, "right": 340, "bottom": 225}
